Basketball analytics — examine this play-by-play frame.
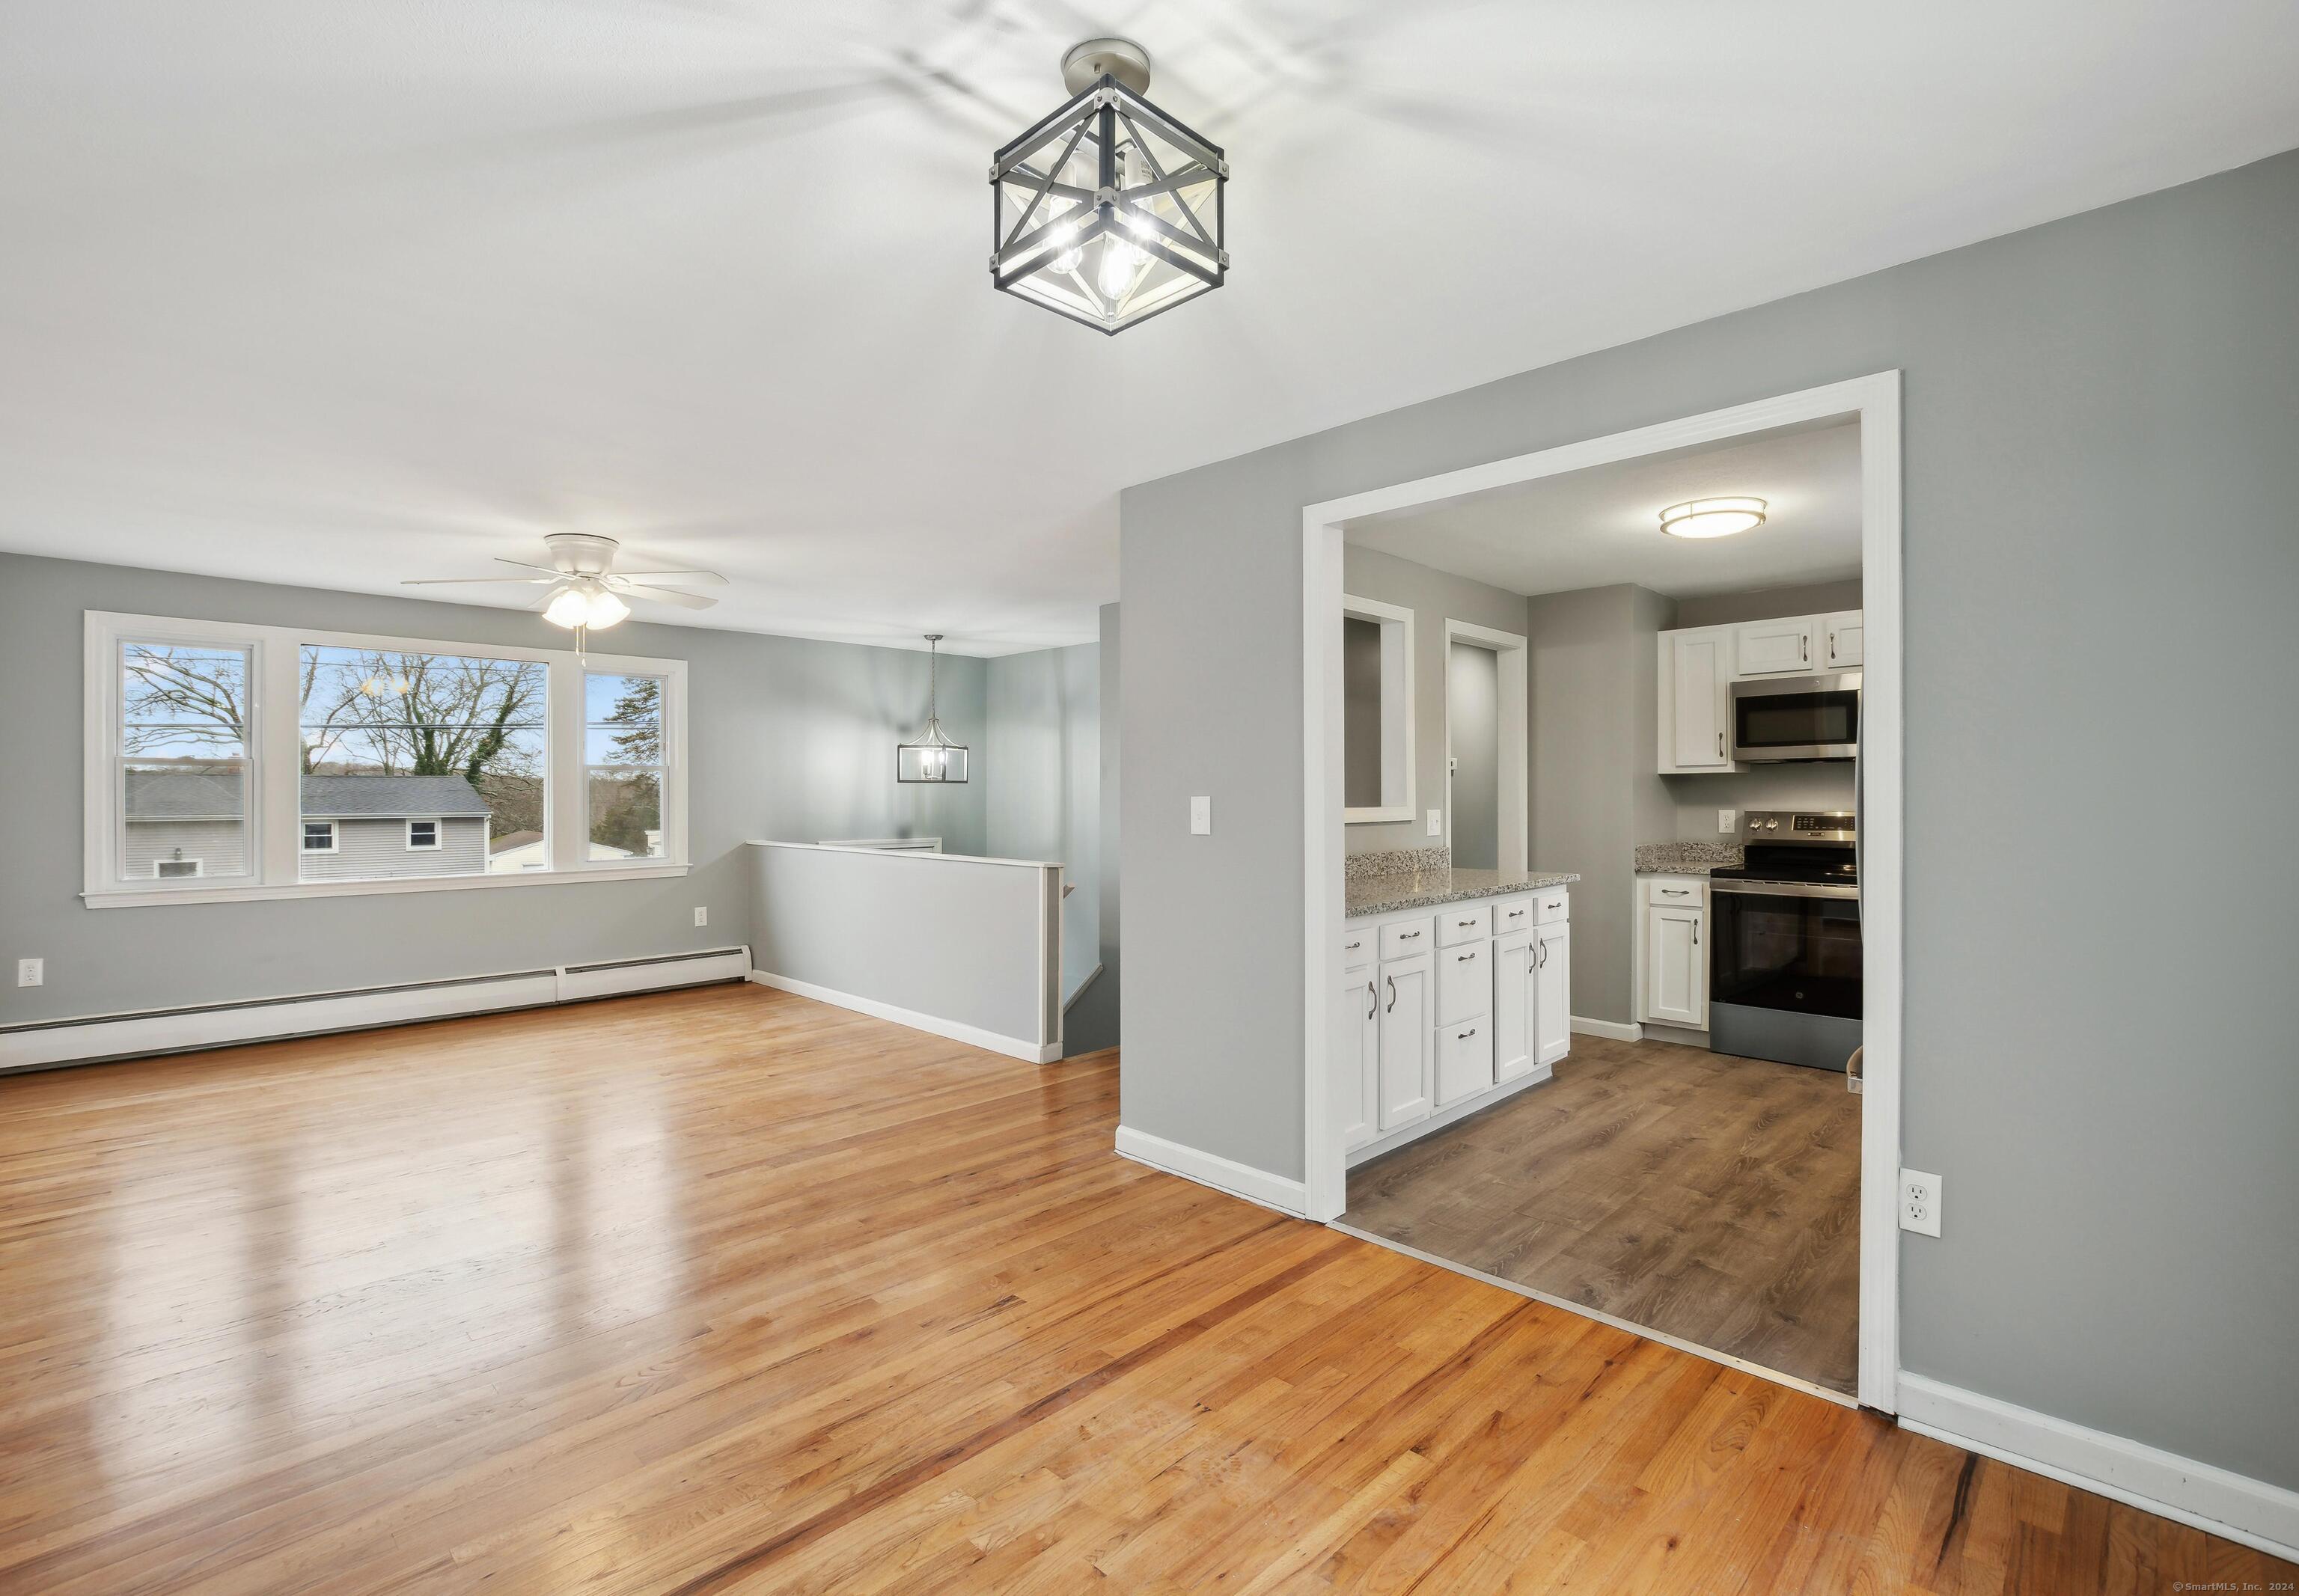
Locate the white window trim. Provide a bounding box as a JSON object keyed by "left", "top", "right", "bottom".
{"left": 405, "top": 819, "right": 442, "bottom": 850}
{"left": 302, "top": 820, "right": 338, "bottom": 853}
{"left": 84, "top": 611, "right": 691, "bottom": 908}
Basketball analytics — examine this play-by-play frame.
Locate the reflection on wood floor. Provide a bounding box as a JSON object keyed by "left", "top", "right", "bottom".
{"left": 1, "top": 985, "right": 2285, "bottom": 1593}
{"left": 1345, "top": 1034, "right": 1862, "bottom": 1394}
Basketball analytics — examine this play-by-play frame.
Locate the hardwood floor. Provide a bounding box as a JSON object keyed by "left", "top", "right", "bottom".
{"left": 0, "top": 984, "right": 2284, "bottom": 1594}
{"left": 1344, "top": 1035, "right": 1863, "bottom": 1395}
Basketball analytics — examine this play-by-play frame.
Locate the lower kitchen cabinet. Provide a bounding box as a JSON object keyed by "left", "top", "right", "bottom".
{"left": 1643, "top": 901, "right": 1706, "bottom": 1029}
{"left": 1335, "top": 958, "right": 1379, "bottom": 1152}
{"left": 1492, "top": 927, "right": 1534, "bottom": 1082}
{"left": 1535, "top": 920, "right": 1572, "bottom": 1064}
{"left": 1376, "top": 949, "right": 1434, "bottom": 1128}
{"left": 1436, "top": 1016, "right": 1493, "bottom": 1105}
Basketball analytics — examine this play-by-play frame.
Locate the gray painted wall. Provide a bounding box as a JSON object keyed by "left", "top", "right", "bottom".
{"left": 1446, "top": 643, "right": 1500, "bottom": 871}
{"left": 1339, "top": 545, "right": 1532, "bottom": 855}
{"left": 1119, "top": 148, "right": 2299, "bottom": 1491}
{"left": 1672, "top": 576, "right": 1863, "bottom": 631}
{"left": 0, "top": 551, "right": 988, "bottom": 1025}
{"left": 983, "top": 642, "right": 1102, "bottom": 1017}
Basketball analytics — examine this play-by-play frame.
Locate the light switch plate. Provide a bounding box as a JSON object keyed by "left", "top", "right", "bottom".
{"left": 1898, "top": 1168, "right": 1942, "bottom": 1236}
{"left": 1426, "top": 809, "right": 1443, "bottom": 837}
{"left": 1189, "top": 796, "right": 1212, "bottom": 835}
{"left": 16, "top": 958, "right": 43, "bottom": 988}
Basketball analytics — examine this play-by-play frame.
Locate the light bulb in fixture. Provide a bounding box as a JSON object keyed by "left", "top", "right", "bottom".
{"left": 1658, "top": 497, "right": 1768, "bottom": 539}
{"left": 584, "top": 590, "right": 630, "bottom": 629}
{"left": 1098, "top": 235, "right": 1141, "bottom": 299}
{"left": 544, "top": 587, "right": 593, "bottom": 629}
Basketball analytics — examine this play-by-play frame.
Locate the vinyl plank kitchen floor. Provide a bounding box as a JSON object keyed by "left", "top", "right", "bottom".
{"left": 1343, "top": 1035, "right": 1863, "bottom": 1394}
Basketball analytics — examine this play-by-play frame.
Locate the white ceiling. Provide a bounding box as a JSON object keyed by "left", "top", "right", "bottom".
{"left": 2, "top": 3, "right": 2295, "bottom": 653}
{"left": 1349, "top": 420, "right": 1863, "bottom": 600}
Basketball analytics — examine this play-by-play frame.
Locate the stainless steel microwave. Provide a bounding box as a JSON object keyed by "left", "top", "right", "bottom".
{"left": 1729, "top": 671, "right": 1860, "bottom": 762}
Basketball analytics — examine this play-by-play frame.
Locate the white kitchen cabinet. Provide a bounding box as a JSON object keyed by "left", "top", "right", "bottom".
{"left": 1436, "top": 1017, "right": 1494, "bottom": 1106}
{"left": 1335, "top": 959, "right": 1379, "bottom": 1152}
{"left": 1534, "top": 922, "right": 1572, "bottom": 1064}
{"left": 1736, "top": 617, "right": 1818, "bottom": 676}
{"left": 1436, "top": 939, "right": 1489, "bottom": 1027}
{"left": 1644, "top": 902, "right": 1706, "bottom": 1029}
{"left": 1492, "top": 927, "right": 1535, "bottom": 1083}
{"left": 1376, "top": 950, "right": 1434, "bottom": 1129}
{"left": 1660, "top": 628, "right": 1735, "bottom": 772}
{"left": 1825, "top": 610, "right": 1863, "bottom": 668}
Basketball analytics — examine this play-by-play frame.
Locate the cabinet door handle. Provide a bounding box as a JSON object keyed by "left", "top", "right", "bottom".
{"left": 1536, "top": 940, "right": 1547, "bottom": 968}
{"left": 1457, "top": 1027, "right": 1477, "bottom": 1040}
{"left": 1801, "top": 635, "right": 1809, "bottom": 662}
{"left": 1385, "top": 975, "right": 1396, "bottom": 1012}
{"left": 1345, "top": 939, "right": 1361, "bottom": 953}
{"left": 1398, "top": 929, "right": 1421, "bottom": 941}
{"left": 1367, "top": 980, "right": 1377, "bottom": 1021}
{"left": 1662, "top": 887, "right": 1688, "bottom": 896}
{"left": 1506, "top": 908, "right": 1524, "bottom": 919}
{"left": 1693, "top": 921, "right": 1700, "bottom": 947}
{"left": 1717, "top": 731, "right": 1724, "bottom": 758}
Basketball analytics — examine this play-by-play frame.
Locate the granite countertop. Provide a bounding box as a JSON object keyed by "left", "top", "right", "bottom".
{"left": 1343, "top": 848, "right": 1578, "bottom": 918}
{"left": 1634, "top": 841, "right": 1744, "bottom": 875}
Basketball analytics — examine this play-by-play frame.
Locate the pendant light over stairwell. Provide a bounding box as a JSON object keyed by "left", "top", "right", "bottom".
{"left": 897, "top": 635, "right": 969, "bottom": 783}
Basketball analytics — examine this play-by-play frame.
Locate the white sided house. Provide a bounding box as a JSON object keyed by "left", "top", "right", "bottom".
{"left": 123, "top": 770, "right": 493, "bottom": 881}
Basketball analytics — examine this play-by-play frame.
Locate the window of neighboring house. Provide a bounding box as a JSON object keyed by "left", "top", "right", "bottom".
{"left": 584, "top": 672, "right": 669, "bottom": 863}
{"left": 85, "top": 613, "right": 689, "bottom": 905}
{"left": 299, "top": 644, "right": 545, "bottom": 881}
{"left": 117, "top": 638, "right": 254, "bottom": 884}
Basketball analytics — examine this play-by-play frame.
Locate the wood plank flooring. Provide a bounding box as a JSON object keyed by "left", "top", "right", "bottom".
{"left": 0, "top": 983, "right": 2283, "bottom": 1593}
{"left": 1346, "top": 1035, "right": 1863, "bottom": 1395}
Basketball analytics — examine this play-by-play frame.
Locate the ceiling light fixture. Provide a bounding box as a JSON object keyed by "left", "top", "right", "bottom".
{"left": 542, "top": 577, "right": 631, "bottom": 652}
{"left": 1659, "top": 497, "right": 1768, "bottom": 539}
{"left": 990, "top": 37, "right": 1228, "bottom": 334}
{"left": 897, "top": 635, "right": 969, "bottom": 783}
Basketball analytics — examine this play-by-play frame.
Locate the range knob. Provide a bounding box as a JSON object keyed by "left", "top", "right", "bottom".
{"left": 1765, "top": 819, "right": 1780, "bottom": 830}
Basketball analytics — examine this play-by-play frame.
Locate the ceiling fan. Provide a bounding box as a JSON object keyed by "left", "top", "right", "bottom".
{"left": 403, "top": 533, "right": 726, "bottom": 642}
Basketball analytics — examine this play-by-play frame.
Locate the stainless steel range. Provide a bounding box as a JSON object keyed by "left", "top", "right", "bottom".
{"left": 1708, "top": 810, "right": 1862, "bottom": 1072}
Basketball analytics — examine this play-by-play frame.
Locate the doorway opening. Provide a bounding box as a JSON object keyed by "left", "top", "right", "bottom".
{"left": 1300, "top": 373, "right": 1902, "bottom": 1412}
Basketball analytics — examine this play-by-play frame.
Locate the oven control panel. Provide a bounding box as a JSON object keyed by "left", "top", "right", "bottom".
{"left": 1744, "top": 810, "right": 1854, "bottom": 841}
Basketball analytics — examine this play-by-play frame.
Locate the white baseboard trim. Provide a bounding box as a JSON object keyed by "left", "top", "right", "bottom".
{"left": 1896, "top": 1372, "right": 2299, "bottom": 1562}
{"left": 1346, "top": 1061, "right": 1553, "bottom": 1169}
{"left": 1112, "top": 1125, "right": 1308, "bottom": 1217}
{"left": 0, "top": 947, "right": 753, "bottom": 1074}
{"left": 746, "top": 970, "right": 1060, "bottom": 1064}
{"left": 1571, "top": 1015, "right": 1642, "bottom": 1042}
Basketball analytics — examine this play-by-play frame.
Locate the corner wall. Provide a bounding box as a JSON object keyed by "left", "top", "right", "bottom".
{"left": 1118, "top": 148, "right": 2299, "bottom": 1495}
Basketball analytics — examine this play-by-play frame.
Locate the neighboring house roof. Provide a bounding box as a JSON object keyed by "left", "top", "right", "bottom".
{"left": 302, "top": 775, "right": 491, "bottom": 819}
{"left": 489, "top": 829, "right": 543, "bottom": 854}
{"left": 125, "top": 770, "right": 492, "bottom": 821}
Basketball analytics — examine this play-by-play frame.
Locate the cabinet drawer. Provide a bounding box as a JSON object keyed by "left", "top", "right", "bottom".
{"left": 1437, "top": 940, "right": 1489, "bottom": 1027}
{"left": 1490, "top": 894, "right": 1538, "bottom": 935}
{"left": 1531, "top": 887, "right": 1570, "bottom": 925}
{"left": 1645, "top": 877, "right": 1706, "bottom": 908}
{"left": 1436, "top": 1018, "right": 1494, "bottom": 1107}
{"left": 1379, "top": 916, "right": 1435, "bottom": 961}
{"left": 1437, "top": 903, "right": 1491, "bottom": 947}
{"left": 1340, "top": 926, "right": 1376, "bottom": 968}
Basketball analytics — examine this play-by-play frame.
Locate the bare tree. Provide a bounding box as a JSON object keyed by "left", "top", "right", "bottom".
{"left": 121, "top": 646, "right": 248, "bottom": 754}
{"left": 299, "top": 649, "right": 545, "bottom": 782}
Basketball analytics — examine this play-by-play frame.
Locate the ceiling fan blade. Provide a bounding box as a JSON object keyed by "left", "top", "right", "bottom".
{"left": 496, "top": 557, "right": 564, "bottom": 575}
{"left": 611, "top": 569, "right": 729, "bottom": 586}
{"left": 624, "top": 584, "right": 717, "bottom": 610}
{"left": 402, "top": 575, "right": 557, "bottom": 586}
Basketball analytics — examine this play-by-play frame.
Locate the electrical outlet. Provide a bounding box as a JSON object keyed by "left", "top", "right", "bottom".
{"left": 693, "top": 907, "right": 708, "bottom": 928}
{"left": 1189, "top": 796, "right": 1211, "bottom": 835}
{"left": 1899, "top": 1168, "right": 1942, "bottom": 1237}
{"left": 1427, "top": 809, "right": 1443, "bottom": 837}
{"left": 1718, "top": 809, "right": 1735, "bottom": 834}
{"left": 16, "top": 958, "right": 41, "bottom": 988}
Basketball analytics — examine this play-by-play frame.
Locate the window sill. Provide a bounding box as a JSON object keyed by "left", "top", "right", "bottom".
{"left": 82, "top": 862, "right": 690, "bottom": 909}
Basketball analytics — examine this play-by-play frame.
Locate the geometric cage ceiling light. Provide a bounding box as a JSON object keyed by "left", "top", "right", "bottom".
{"left": 990, "top": 38, "right": 1228, "bottom": 334}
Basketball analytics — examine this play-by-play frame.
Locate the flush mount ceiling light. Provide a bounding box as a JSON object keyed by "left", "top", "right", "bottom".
{"left": 897, "top": 635, "right": 969, "bottom": 783}
{"left": 1659, "top": 497, "right": 1768, "bottom": 539}
{"left": 990, "top": 37, "right": 1228, "bottom": 334}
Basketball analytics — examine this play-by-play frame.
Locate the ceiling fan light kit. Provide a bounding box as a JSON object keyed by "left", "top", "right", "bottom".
{"left": 402, "top": 533, "right": 726, "bottom": 646}
{"left": 990, "top": 37, "right": 1228, "bottom": 334}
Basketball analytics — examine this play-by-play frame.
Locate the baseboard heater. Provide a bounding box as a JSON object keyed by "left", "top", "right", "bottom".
{"left": 0, "top": 945, "right": 752, "bottom": 1074}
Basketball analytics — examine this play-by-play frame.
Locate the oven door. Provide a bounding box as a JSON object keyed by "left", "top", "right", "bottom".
{"left": 1709, "top": 881, "right": 1863, "bottom": 1019}
{"left": 1729, "top": 671, "right": 1859, "bottom": 761}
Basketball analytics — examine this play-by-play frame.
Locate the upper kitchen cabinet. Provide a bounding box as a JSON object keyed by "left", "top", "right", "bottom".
{"left": 1658, "top": 626, "right": 1736, "bottom": 772}
{"left": 1656, "top": 609, "right": 1862, "bottom": 774}
{"left": 1735, "top": 617, "right": 1819, "bottom": 675}
{"left": 1824, "top": 610, "right": 1863, "bottom": 668}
